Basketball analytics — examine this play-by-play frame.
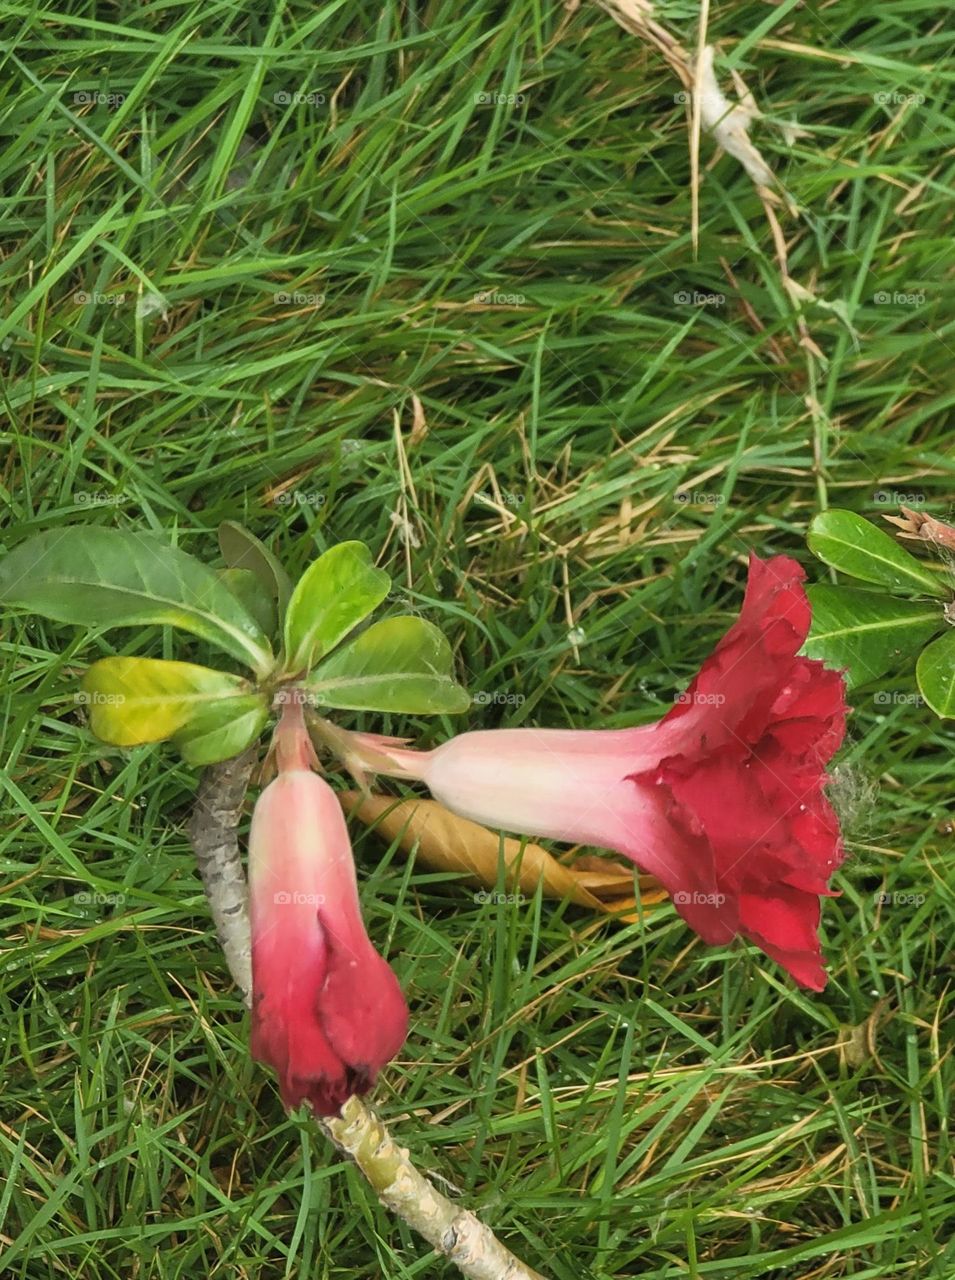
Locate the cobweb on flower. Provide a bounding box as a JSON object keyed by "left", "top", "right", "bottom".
{"left": 825, "top": 761, "right": 879, "bottom": 841}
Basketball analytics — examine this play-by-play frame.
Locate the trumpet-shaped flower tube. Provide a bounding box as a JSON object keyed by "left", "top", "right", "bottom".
{"left": 351, "top": 555, "right": 848, "bottom": 990}
{"left": 249, "top": 695, "right": 407, "bottom": 1113}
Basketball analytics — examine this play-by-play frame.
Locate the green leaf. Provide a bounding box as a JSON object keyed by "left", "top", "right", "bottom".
{"left": 283, "top": 541, "right": 391, "bottom": 675}
{"left": 803, "top": 586, "right": 942, "bottom": 690}
{"left": 305, "top": 615, "right": 471, "bottom": 714}
{"left": 807, "top": 510, "right": 949, "bottom": 599}
{"left": 218, "top": 521, "right": 292, "bottom": 617}
{"left": 916, "top": 630, "right": 955, "bottom": 718}
{"left": 218, "top": 568, "right": 278, "bottom": 638}
{"left": 0, "top": 528, "right": 274, "bottom": 674}
{"left": 80, "top": 657, "right": 255, "bottom": 745}
{"left": 172, "top": 695, "right": 270, "bottom": 766}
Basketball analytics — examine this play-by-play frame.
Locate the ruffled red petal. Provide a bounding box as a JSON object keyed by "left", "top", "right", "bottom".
{"left": 629, "top": 554, "right": 847, "bottom": 988}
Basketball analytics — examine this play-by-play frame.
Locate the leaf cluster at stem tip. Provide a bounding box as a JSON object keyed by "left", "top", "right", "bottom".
{"left": 0, "top": 523, "right": 471, "bottom": 765}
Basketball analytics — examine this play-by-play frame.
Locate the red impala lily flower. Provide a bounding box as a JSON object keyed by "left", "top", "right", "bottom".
{"left": 352, "top": 554, "right": 847, "bottom": 990}
{"left": 249, "top": 693, "right": 407, "bottom": 1113}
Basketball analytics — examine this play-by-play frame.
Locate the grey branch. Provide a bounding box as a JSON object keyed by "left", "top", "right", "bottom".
{"left": 187, "top": 748, "right": 257, "bottom": 1002}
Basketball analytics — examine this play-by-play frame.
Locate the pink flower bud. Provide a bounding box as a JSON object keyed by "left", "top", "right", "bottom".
{"left": 249, "top": 696, "right": 407, "bottom": 1113}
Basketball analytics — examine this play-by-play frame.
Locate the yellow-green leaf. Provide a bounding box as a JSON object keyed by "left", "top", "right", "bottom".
{"left": 283, "top": 541, "right": 391, "bottom": 675}
{"left": 80, "top": 657, "right": 254, "bottom": 745}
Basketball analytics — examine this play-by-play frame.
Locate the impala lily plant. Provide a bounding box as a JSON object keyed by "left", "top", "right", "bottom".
{"left": 0, "top": 521, "right": 867, "bottom": 1112}
{"left": 0, "top": 522, "right": 470, "bottom": 1110}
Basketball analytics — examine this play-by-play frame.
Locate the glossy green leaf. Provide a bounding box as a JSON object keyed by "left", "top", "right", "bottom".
{"left": 305, "top": 615, "right": 471, "bottom": 713}
{"left": 0, "top": 528, "right": 274, "bottom": 674}
{"left": 803, "top": 586, "right": 942, "bottom": 690}
{"left": 80, "top": 657, "right": 254, "bottom": 745}
{"left": 218, "top": 521, "right": 292, "bottom": 617}
{"left": 808, "top": 509, "right": 948, "bottom": 598}
{"left": 283, "top": 541, "right": 391, "bottom": 675}
{"left": 218, "top": 568, "right": 278, "bottom": 638}
{"left": 172, "top": 695, "right": 270, "bottom": 765}
{"left": 916, "top": 630, "right": 955, "bottom": 718}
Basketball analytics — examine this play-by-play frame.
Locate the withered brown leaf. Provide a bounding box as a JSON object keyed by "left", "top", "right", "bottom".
{"left": 339, "top": 790, "right": 668, "bottom": 922}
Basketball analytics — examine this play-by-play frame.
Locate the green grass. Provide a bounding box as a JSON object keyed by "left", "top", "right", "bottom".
{"left": 1, "top": 0, "right": 954, "bottom": 1276}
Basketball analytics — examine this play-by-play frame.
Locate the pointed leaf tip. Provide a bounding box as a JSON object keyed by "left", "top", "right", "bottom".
{"left": 808, "top": 509, "right": 949, "bottom": 598}
{"left": 218, "top": 521, "right": 293, "bottom": 618}
{"left": 283, "top": 540, "right": 391, "bottom": 674}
